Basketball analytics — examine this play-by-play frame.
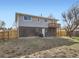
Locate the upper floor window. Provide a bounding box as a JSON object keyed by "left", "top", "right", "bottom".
{"left": 44, "top": 19, "right": 48, "bottom": 22}
{"left": 38, "top": 18, "right": 39, "bottom": 21}
{"left": 24, "top": 16, "right": 31, "bottom": 20}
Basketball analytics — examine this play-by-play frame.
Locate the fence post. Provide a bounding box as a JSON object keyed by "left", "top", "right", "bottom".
{"left": 8, "top": 30, "right": 9, "bottom": 39}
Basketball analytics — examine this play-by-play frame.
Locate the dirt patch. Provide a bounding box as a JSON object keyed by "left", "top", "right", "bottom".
{"left": 0, "top": 37, "right": 78, "bottom": 58}
{"left": 28, "top": 44, "right": 79, "bottom": 58}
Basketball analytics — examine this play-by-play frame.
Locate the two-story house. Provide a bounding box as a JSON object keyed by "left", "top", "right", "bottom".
{"left": 15, "top": 13, "right": 59, "bottom": 38}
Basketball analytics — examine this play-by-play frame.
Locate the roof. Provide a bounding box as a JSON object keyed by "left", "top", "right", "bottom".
{"left": 15, "top": 12, "right": 58, "bottom": 22}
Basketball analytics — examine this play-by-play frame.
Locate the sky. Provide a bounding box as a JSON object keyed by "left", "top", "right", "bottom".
{"left": 0, "top": 0, "right": 79, "bottom": 28}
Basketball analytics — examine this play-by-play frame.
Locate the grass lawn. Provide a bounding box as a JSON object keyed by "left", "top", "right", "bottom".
{"left": 71, "top": 37, "right": 79, "bottom": 42}
{"left": 72, "top": 37, "right": 79, "bottom": 40}
{"left": 0, "top": 37, "right": 79, "bottom": 58}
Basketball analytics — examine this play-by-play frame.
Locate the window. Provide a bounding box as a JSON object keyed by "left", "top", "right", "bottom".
{"left": 44, "top": 19, "right": 48, "bottom": 22}
{"left": 38, "top": 18, "right": 39, "bottom": 21}
{"left": 24, "top": 16, "right": 31, "bottom": 20}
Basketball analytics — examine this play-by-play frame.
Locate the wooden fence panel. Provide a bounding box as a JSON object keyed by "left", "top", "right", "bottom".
{"left": 0, "top": 32, "right": 4, "bottom": 39}
{"left": 57, "top": 30, "right": 66, "bottom": 36}
{"left": 0, "top": 30, "right": 18, "bottom": 40}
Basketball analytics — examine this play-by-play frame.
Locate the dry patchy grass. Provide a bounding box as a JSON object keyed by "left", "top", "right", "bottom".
{"left": 0, "top": 37, "right": 78, "bottom": 58}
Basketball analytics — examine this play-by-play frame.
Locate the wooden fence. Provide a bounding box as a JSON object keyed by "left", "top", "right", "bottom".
{"left": 57, "top": 29, "right": 67, "bottom": 36}
{"left": 0, "top": 28, "right": 67, "bottom": 40}
{"left": 0, "top": 29, "right": 18, "bottom": 39}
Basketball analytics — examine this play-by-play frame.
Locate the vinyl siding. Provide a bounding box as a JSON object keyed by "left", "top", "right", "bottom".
{"left": 17, "top": 15, "right": 48, "bottom": 28}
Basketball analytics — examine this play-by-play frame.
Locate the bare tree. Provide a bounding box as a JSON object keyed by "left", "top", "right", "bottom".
{"left": 0, "top": 20, "right": 5, "bottom": 29}
{"left": 62, "top": 5, "right": 79, "bottom": 37}
{"left": 0, "top": 20, "right": 6, "bottom": 40}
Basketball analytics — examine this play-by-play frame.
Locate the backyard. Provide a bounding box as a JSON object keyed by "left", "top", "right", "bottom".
{"left": 0, "top": 37, "right": 79, "bottom": 58}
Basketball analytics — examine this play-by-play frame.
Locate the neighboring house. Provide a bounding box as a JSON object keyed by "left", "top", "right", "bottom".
{"left": 15, "top": 13, "right": 60, "bottom": 38}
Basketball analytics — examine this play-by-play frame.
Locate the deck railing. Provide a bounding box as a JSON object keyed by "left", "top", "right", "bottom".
{"left": 48, "top": 23, "right": 59, "bottom": 28}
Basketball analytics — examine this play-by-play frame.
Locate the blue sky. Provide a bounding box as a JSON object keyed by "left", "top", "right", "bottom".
{"left": 0, "top": 0, "right": 79, "bottom": 28}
